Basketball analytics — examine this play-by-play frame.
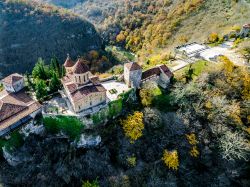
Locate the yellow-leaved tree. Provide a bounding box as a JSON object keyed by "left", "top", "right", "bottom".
{"left": 162, "top": 149, "right": 179, "bottom": 170}
{"left": 186, "top": 133, "right": 200, "bottom": 157}
{"left": 240, "top": 67, "right": 250, "bottom": 100}
{"left": 186, "top": 133, "right": 198, "bottom": 145}
{"left": 121, "top": 111, "right": 144, "bottom": 143}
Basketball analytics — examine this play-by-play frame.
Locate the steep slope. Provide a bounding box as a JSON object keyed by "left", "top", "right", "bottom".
{"left": 0, "top": 0, "right": 102, "bottom": 78}
{"left": 35, "top": 0, "right": 84, "bottom": 8}
{"left": 37, "top": 0, "right": 250, "bottom": 62}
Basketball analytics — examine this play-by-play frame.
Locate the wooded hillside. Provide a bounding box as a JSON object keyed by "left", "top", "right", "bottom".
{"left": 0, "top": 0, "right": 102, "bottom": 78}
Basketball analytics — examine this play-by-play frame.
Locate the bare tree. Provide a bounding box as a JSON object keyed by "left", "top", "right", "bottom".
{"left": 219, "top": 131, "right": 250, "bottom": 161}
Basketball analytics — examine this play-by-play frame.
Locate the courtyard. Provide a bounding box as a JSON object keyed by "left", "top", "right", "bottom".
{"left": 101, "top": 80, "right": 131, "bottom": 101}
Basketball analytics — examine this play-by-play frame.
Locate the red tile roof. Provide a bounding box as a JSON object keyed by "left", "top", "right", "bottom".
{"left": 73, "top": 58, "right": 89, "bottom": 74}
{"left": 142, "top": 67, "right": 161, "bottom": 80}
{"left": 89, "top": 76, "right": 100, "bottom": 85}
{"left": 125, "top": 62, "right": 142, "bottom": 71}
{"left": 243, "top": 24, "right": 250, "bottom": 28}
{"left": 141, "top": 65, "right": 173, "bottom": 80}
{"left": 61, "top": 73, "right": 74, "bottom": 84}
{"left": 1, "top": 73, "right": 23, "bottom": 85}
{"left": 66, "top": 83, "right": 78, "bottom": 93}
{"left": 64, "top": 55, "right": 75, "bottom": 67}
{"left": 0, "top": 89, "right": 42, "bottom": 131}
{"left": 71, "top": 84, "right": 106, "bottom": 102}
{"left": 159, "top": 65, "right": 173, "bottom": 78}
{"left": 0, "top": 101, "right": 27, "bottom": 122}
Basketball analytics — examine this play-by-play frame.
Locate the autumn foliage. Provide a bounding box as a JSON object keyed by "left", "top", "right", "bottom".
{"left": 121, "top": 111, "right": 144, "bottom": 143}
{"left": 186, "top": 133, "right": 199, "bottom": 157}
{"left": 162, "top": 149, "right": 179, "bottom": 170}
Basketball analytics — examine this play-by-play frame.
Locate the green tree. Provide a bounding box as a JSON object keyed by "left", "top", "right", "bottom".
{"left": 185, "top": 65, "right": 195, "bottom": 82}
{"left": 25, "top": 72, "right": 34, "bottom": 90}
{"left": 82, "top": 180, "right": 99, "bottom": 187}
{"left": 49, "top": 72, "right": 61, "bottom": 93}
{"left": 35, "top": 79, "right": 48, "bottom": 101}
{"left": 50, "top": 56, "right": 62, "bottom": 78}
{"left": 32, "top": 58, "right": 49, "bottom": 80}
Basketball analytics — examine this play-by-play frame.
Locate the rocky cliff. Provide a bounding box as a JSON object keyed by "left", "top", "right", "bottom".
{"left": 0, "top": 0, "right": 102, "bottom": 78}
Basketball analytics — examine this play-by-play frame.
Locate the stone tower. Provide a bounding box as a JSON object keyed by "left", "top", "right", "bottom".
{"left": 124, "top": 62, "right": 142, "bottom": 89}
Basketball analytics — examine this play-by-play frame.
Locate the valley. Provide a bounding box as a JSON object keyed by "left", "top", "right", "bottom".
{"left": 0, "top": 0, "right": 250, "bottom": 187}
{"left": 0, "top": 0, "right": 102, "bottom": 78}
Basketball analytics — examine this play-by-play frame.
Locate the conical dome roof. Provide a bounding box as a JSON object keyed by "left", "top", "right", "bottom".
{"left": 64, "top": 54, "right": 74, "bottom": 67}
{"left": 72, "top": 58, "right": 89, "bottom": 74}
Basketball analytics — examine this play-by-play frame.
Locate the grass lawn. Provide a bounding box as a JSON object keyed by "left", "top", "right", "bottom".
{"left": 174, "top": 60, "right": 212, "bottom": 81}
{"left": 106, "top": 45, "right": 136, "bottom": 62}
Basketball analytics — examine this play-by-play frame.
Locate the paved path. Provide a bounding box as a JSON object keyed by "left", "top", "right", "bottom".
{"left": 171, "top": 41, "right": 249, "bottom": 73}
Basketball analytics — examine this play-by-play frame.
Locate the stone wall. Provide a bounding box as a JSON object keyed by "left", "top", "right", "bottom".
{"left": 73, "top": 92, "right": 106, "bottom": 113}
{"left": 130, "top": 70, "right": 142, "bottom": 88}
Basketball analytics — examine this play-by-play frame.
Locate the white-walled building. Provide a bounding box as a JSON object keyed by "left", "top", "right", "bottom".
{"left": 124, "top": 62, "right": 142, "bottom": 88}
{"left": 0, "top": 74, "right": 42, "bottom": 136}
{"left": 1, "top": 73, "right": 25, "bottom": 93}
{"left": 124, "top": 62, "right": 173, "bottom": 89}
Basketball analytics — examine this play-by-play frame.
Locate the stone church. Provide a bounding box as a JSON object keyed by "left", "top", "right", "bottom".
{"left": 61, "top": 55, "right": 107, "bottom": 113}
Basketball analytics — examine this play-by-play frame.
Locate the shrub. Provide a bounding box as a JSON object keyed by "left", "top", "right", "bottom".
{"left": 208, "top": 32, "right": 219, "bottom": 43}
{"left": 4, "top": 131, "right": 24, "bottom": 152}
{"left": 189, "top": 146, "right": 200, "bottom": 157}
{"left": 186, "top": 133, "right": 198, "bottom": 145}
{"left": 139, "top": 81, "right": 162, "bottom": 107}
{"left": 219, "top": 131, "right": 250, "bottom": 161}
{"left": 143, "top": 108, "right": 162, "bottom": 129}
{"left": 43, "top": 116, "right": 84, "bottom": 140}
{"left": 108, "top": 99, "right": 123, "bottom": 118}
{"left": 127, "top": 156, "right": 136, "bottom": 167}
{"left": 0, "top": 138, "right": 7, "bottom": 156}
{"left": 82, "top": 179, "right": 99, "bottom": 187}
{"left": 162, "top": 149, "right": 179, "bottom": 170}
{"left": 121, "top": 111, "right": 144, "bottom": 143}
{"left": 109, "top": 175, "right": 131, "bottom": 187}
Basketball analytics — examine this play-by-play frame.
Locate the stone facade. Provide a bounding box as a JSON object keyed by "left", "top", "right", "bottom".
{"left": 124, "top": 62, "right": 142, "bottom": 89}
{"left": 1, "top": 73, "right": 24, "bottom": 93}
{"left": 61, "top": 56, "right": 107, "bottom": 113}
{"left": 0, "top": 73, "right": 42, "bottom": 137}
{"left": 71, "top": 91, "right": 106, "bottom": 113}
{"left": 124, "top": 62, "right": 173, "bottom": 89}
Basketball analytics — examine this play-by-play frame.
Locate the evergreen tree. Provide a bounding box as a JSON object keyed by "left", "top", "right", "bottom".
{"left": 50, "top": 56, "right": 61, "bottom": 78}
{"left": 49, "top": 72, "right": 61, "bottom": 93}
{"left": 185, "top": 65, "right": 195, "bottom": 83}
{"left": 25, "top": 72, "right": 34, "bottom": 90}
{"left": 32, "top": 58, "right": 49, "bottom": 80}
{"left": 35, "top": 79, "right": 48, "bottom": 101}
